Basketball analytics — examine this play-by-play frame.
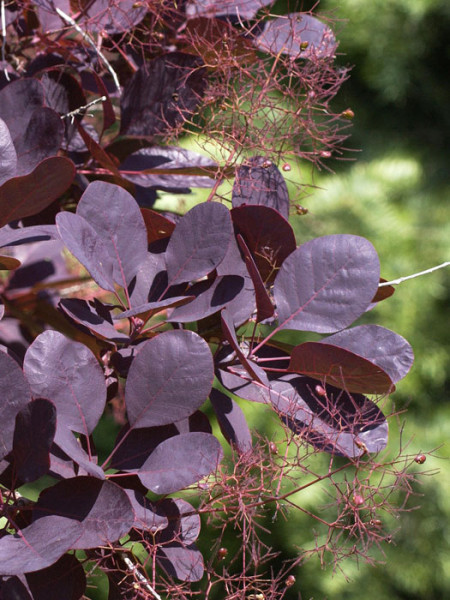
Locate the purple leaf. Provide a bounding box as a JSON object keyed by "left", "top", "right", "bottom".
{"left": 141, "top": 209, "right": 175, "bottom": 245}
{"left": 0, "top": 225, "right": 59, "bottom": 247}
{"left": 0, "top": 577, "right": 32, "bottom": 600}
{"left": 210, "top": 389, "right": 252, "bottom": 453}
{"left": 217, "top": 367, "right": 270, "bottom": 404}
{"left": 273, "top": 235, "right": 380, "bottom": 333}
{"left": 167, "top": 275, "right": 244, "bottom": 323}
{"left": 155, "top": 498, "right": 203, "bottom": 581}
{"left": 216, "top": 234, "right": 256, "bottom": 325}
{"left": 125, "top": 330, "right": 214, "bottom": 428}
{"left": 186, "top": 0, "right": 274, "bottom": 19}
{"left": 0, "top": 78, "right": 45, "bottom": 142}
{"left": 255, "top": 13, "right": 337, "bottom": 59}
{"left": 156, "top": 543, "right": 204, "bottom": 582}
{"left": 231, "top": 205, "right": 296, "bottom": 284}
{"left": 165, "top": 202, "right": 233, "bottom": 285}
{"left": 269, "top": 374, "right": 388, "bottom": 457}
{"left": 0, "top": 351, "right": 32, "bottom": 460}
{"left": 110, "top": 423, "right": 178, "bottom": 471}
{"left": 221, "top": 308, "right": 267, "bottom": 383}
{"left": 120, "top": 146, "right": 216, "bottom": 190}
{"left": 12, "top": 398, "right": 56, "bottom": 483}
{"left": 14, "top": 107, "right": 64, "bottom": 176}
{"left": 0, "top": 157, "right": 75, "bottom": 228}
{"left": 56, "top": 211, "right": 115, "bottom": 292}
{"left": 23, "top": 330, "right": 107, "bottom": 435}
{"left": 128, "top": 251, "right": 167, "bottom": 307}
{"left": 236, "top": 234, "right": 274, "bottom": 322}
{"left": 0, "top": 117, "right": 17, "bottom": 185}
{"left": 76, "top": 181, "right": 148, "bottom": 288}
{"left": 125, "top": 490, "right": 169, "bottom": 533}
{"left": 53, "top": 428, "right": 105, "bottom": 479}
{"left": 232, "top": 157, "right": 290, "bottom": 220}
{"left": 26, "top": 554, "right": 86, "bottom": 600}
{"left": 0, "top": 516, "right": 82, "bottom": 576}
{"left": 59, "top": 298, "right": 130, "bottom": 343}
{"left": 33, "top": 478, "right": 134, "bottom": 549}
{"left": 322, "top": 325, "right": 414, "bottom": 384}
{"left": 120, "top": 53, "right": 206, "bottom": 137}
{"left": 116, "top": 295, "right": 193, "bottom": 319}
{"left": 138, "top": 432, "right": 223, "bottom": 494}
{"left": 289, "top": 342, "right": 394, "bottom": 394}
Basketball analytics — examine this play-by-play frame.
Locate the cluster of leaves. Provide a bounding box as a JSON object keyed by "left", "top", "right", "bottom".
{"left": 0, "top": 1, "right": 423, "bottom": 599}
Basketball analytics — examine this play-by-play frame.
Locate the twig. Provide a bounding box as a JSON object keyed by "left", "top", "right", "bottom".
{"left": 61, "top": 95, "right": 107, "bottom": 122}
{"left": 122, "top": 555, "right": 162, "bottom": 600}
{"left": 379, "top": 261, "right": 450, "bottom": 287}
{"left": 55, "top": 7, "right": 121, "bottom": 93}
{"left": 1, "top": 0, "right": 11, "bottom": 81}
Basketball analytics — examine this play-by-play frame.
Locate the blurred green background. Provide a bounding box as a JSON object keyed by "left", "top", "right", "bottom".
{"left": 165, "top": 1, "right": 450, "bottom": 598}
{"left": 266, "top": 0, "right": 450, "bottom": 597}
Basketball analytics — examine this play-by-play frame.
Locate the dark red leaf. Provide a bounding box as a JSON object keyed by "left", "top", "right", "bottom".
{"left": 289, "top": 342, "right": 394, "bottom": 394}
{"left": 26, "top": 553, "right": 86, "bottom": 600}
{"left": 232, "top": 205, "right": 296, "bottom": 284}
{"left": 0, "top": 157, "right": 75, "bottom": 227}
{"left": 12, "top": 399, "right": 56, "bottom": 483}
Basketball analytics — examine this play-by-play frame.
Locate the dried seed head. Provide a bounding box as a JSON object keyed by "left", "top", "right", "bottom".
{"left": 414, "top": 454, "right": 426, "bottom": 464}
{"left": 300, "top": 41, "right": 309, "bottom": 50}
{"left": 315, "top": 384, "right": 326, "bottom": 396}
{"left": 282, "top": 163, "right": 291, "bottom": 171}
{"left": 269, "top": 441, "right": 278, "bottom": 454}
{"left": 295, "top": 204, "right": 309, "bottom": 215}
{"left": 217, "top": 547, "right": 228, "bottom": 560}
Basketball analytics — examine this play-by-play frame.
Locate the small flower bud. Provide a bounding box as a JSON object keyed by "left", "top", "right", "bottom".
{"left": 295, "top": 204, "right": 308, "bottom": 215}
{"left": 300, "top": 41, "right": 309, "bottom": 50}
{"left": 320, "top": 150, "right": 332, "bottom": 158}
{"left": 414, "top": 454, "right": 426, "bottom": 464}
{"left": 352, "top": 493, "right": 364, "bottom": 506}
{"left": 282, "top": 163, "right": 291, "bottom": 172}
{"left": 315, "top": 384, "right": 326, "bottom": 396}
{"left": 341, "top": 108, "right": 355, "bottom": 120}
{"left": 261, "top": 160, "right": 272, "bottom": 168}
{"left": 217, "top": 547, "right": 228, "bottom": 560}
{"left": 269, "top": 441, "right": 278, "bottom": 454}
{"left": 285, "top": 575, "right": 296, "bottom": 587}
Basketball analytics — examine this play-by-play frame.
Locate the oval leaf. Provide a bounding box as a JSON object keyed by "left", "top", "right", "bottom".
{"left": 255, "top": 13, "right": 337, "bottom": 59}
{"left": 138, "top": 432, "right": 223, "bottom": 494}
{"left": 210, "top": 389, "right": 252, "bottom": 453}
{"left": 26, "top": 554, "right": 86, "bottom": 600}
{"left": 126, "top": 330, "right": 214, "bottom": 428}
{"left": 56, "top": 211, "right": 116, "bottom": 292}
{"left": 77, "top": 181, "right": 148, "bottom": 287}
{"left": 0, "top": 516, "right": 82, "bottom": 576}
{"left": 322, "top": 325, "right": 414, "bottom": 384}
{"left": 274, "top": 235, "right": 380, "bottom": 333}
{"left": 0, "top": 350, "right": 32, "bottom": 460}
{"left": 0, "top": 157, "right": 75, "bottom": 228}
{"left": 289, "top": 342, "right": 394, "bottom": 394}
{"left": 23, "top": 330, "right": 107, "bottom": 435}
{"left": 165, "top": 202, "right": 233, "bottom": 285}
{"left": 33, "top": 478, "right": 134, "bottom": 549}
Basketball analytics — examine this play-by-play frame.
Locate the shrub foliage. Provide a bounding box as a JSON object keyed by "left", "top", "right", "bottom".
{"left": 0, "top": 1, "right": 424, "bottom": 599}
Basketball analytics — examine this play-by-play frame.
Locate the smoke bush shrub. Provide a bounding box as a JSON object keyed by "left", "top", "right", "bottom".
{"left": 0, "top": 1, "right": 426, "bottom": 599}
